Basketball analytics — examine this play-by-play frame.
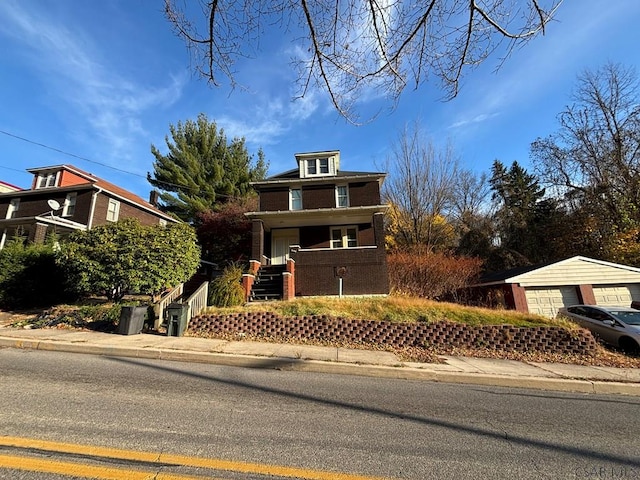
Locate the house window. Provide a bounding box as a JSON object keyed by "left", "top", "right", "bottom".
{"left": 106, "top": 199, "right": 120, "bottom": 222}
{"left": 6, "top": 199, "right": 19, "bottom": 219}
{"left": 305, "top": 158, "right": 331, "bottom": 177}
{"left": 307, "top": 161, "right": 317, "bottom": 176}
{"left": 290, "top": 188, "right": 302, "bottom": 210}
{"left": 336, "top": 185, "right": 349, "bottom": 208}
{"left": 319, "top": 158, "right": 329, "bottom": 174}
{"left": 37, "top": 173, "right": 57, "bottom": 189}
{"left": 331, "top": 226, "right": 357, "bottom": 248}
{"left": 62, "top": 193, "right": 77, "bottom": 217}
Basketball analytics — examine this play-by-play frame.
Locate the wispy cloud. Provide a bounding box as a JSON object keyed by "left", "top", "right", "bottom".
{"left": 0, "top": 1, "right": 187, "bottom": 168}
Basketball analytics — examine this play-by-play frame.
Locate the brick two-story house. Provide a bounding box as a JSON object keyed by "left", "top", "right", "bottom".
{"left": 245, "top": 151, "right": 389, "bottom": 300}
{"left": 0, "top": 164, "right": 177, "bottom": 248}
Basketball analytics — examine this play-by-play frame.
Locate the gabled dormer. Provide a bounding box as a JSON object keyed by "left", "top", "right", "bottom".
{"left": 27, "top": 165, "right": 96, "bottom": 190}
{"left": 295, "top": 150, "right": 340, "bottom": 179}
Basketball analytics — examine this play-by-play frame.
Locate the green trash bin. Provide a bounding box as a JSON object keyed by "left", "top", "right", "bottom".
{"left": 165, "top": 303, "right": 189, "bottom": 337}
{"left": 118, "top": 306, "right": 147, "bottom": 335}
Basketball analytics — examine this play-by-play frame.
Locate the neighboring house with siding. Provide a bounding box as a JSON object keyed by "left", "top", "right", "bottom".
{"left": 0, "top": 181, "right": 21, "bottom": 193}
{"left": 245, "top": 150, "right": 389, "bottom": 300}
{"left": 0, "top": 164, "right": 177, "bottom": 248}
{"left": 468, "top": 256, "right": 640, "bottom": 317}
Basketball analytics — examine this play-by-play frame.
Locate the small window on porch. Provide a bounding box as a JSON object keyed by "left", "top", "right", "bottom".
{"left": 290, "top": 188, "right": 302, "bottom": 210}
{"left": 331, "top": 226, "right": 357, "bottom": 248}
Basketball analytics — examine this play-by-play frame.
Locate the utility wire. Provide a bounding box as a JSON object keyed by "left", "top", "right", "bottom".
{"left": 0, "top": 128, "right": 242, "bottom": 199}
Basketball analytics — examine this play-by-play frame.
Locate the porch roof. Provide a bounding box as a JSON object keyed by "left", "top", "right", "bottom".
{"left": 246, "top": 205, "right": 388, "bottom": 231}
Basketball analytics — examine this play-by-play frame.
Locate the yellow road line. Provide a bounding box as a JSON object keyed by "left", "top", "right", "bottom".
{"left": 0, "top": 436, "right": 390, "bottom": 480}
{"left": 0, "top": 453, "right": 218, "bottom": 480}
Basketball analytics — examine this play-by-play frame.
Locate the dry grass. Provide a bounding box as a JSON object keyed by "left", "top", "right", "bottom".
{"left": 207, "top": 295, "right": 577, "bottom": 329}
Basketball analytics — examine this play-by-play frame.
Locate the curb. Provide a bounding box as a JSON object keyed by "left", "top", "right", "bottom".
{"left": 1, "top": 336, "right": 640, "bottom": 396}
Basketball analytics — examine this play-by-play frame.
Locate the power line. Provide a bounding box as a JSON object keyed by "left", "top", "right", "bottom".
{"left": 0, "top": 129, "right": 147, "bottom": 178}
{"left": 0, "top": 128, "right": 243, "bottom": 199}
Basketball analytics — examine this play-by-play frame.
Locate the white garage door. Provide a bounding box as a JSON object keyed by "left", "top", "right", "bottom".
{"left": 525, "top": 287, "right": 580, "bottom": 317}
{"left": 593, "top": 284, "right": 640, "bottom": 306}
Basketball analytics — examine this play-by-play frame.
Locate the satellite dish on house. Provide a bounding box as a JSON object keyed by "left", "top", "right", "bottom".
{"left": 47, "top": 199, "right": 61, "bottom": 211}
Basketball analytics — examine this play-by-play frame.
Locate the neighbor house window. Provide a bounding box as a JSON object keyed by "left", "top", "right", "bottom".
{"left": 37, "top": 173, "right": 57, "bottom": 189}
{"left": 330, "top": 226, "right": 357, "bottom": 248}
{"left": 106, "top": 199, "right": 120, "bottom": 222}
{"left": 62, "top": 193, "right": 77, "bottom": 217}
{"left": 290, "top": 188, "right": 302, "bottom": 210}
{"left": 6, "top": 199, "right": 19, "bottom": 219}
{"left": 336, "top": 185, "right": 349, "bottom": 208}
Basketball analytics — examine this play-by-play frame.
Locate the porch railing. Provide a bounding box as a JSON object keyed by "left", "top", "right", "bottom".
{"left": 154, "top": 283, "right": 183, "bottom": 329}
{"left": 185, "top": 281, "right": 209, "bottom": 320}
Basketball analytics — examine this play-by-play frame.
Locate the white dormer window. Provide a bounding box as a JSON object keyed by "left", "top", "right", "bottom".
{"left": 297, "top": 152, "right": 340, "bottom": 178}
{"left": 306, "top": 158, "right": 330, "bottom": 176}
{"left": 37, "top": 172, "right": 58, "bottom": 189}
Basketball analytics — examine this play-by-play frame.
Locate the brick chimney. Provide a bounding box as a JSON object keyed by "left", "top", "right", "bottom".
{"left": 149, "top": 190, "right": 160, "bottom": 206}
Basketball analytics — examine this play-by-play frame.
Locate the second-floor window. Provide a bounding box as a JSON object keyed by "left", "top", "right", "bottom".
{"left": 62, "top": 193, "right": 77, "bottom": 217}
{"left": 6, "top": 199, "right": 19, "bottom": 219}
{"left": 106, "top": 199, "right": 120, "bottom": 222}
{"left": 336, "top": 185, "right": 349, "bottom": 207}
{"left": 331, "top": 226, "right": 357, "bottom": 248}
{"left": 290, "top": 188, "right": 302, "bottom": 210}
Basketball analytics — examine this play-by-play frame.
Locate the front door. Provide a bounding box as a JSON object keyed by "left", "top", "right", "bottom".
{"left": 271, "top": 228, "right": 299, "bottom": 265}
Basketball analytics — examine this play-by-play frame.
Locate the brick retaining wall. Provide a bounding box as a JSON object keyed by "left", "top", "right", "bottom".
{"left": 188, "top": 313, "right": 598, "bottom": 355}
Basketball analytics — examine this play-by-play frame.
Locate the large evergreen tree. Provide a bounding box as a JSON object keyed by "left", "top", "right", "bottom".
{"left": 489, "top": 160, "right": 563, "bottom": 266}
{"left": 148, "top": 113, "right": 267, "bottom": 223}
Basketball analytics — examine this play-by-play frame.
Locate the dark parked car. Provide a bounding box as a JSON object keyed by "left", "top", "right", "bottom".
{"left": 559, "top": 305, "right": 640, "bottom": 352}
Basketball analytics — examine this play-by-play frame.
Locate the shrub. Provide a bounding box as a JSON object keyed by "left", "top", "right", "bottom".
{"left": 209, "top": 263, "right": 245, "bottom": 307}
{"left": 387, "top": 249, "right": 483, "bottom": 300}
{"left": 0, "top": 238, "right": 73, "bottom": 309}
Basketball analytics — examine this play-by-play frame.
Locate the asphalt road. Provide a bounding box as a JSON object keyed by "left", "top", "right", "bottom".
{"left": 1, "top": 348, "right": 639, "bottom": 479}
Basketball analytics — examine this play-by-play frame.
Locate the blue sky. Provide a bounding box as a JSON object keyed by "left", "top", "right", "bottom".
{"left": 1, "top": 1, "right": 639, "bottom": 201}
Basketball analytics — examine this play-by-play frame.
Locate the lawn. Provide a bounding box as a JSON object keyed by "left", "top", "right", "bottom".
{"left": 205, "top": 296, "right": 577, "bottom": 329}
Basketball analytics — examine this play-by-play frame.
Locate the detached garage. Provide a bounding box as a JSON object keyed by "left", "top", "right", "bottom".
{"left": 470, "top": 256, "right": 640, "bottom": 317}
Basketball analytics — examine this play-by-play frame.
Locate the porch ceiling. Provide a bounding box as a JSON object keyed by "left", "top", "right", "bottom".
{"left": 246, "top": 205, "right": 387, "bottom": 231}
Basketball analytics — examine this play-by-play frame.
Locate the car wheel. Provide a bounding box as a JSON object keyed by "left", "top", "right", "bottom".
{"left": 618, "top": 337, "right": 640, "bottom": 354}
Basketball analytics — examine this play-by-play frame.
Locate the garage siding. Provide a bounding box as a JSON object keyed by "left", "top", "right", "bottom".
{"left": 593, "top": 284, "right": 640, "bottom": 306}
{"left": 525, "top": 287, "right": 580, "bottom": 317}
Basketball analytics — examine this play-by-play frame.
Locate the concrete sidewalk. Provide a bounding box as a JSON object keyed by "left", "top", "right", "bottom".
{"left": 1, "top": 324, "right": 640, "bottom": 396}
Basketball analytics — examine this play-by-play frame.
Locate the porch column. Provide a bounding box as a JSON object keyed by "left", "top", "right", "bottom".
{"left": 283, "top": 258, "right": 295, "bottom": 300}
{"left": 251, "top": 219, "right": 264, "bottom": 263}
{"left": 29, "top": 222, "right": 48, "bottom": 244}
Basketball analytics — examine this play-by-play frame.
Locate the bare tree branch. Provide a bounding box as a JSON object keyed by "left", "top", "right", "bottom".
{"left": 165, "top": 0, "right": 564, "bottom": 124}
